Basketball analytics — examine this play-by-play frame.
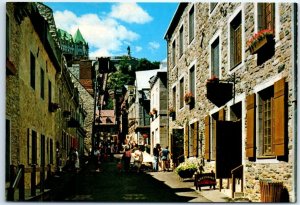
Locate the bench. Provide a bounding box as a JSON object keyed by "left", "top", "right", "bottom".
{"left": 195, "top": 172, "right": 216, "bottom": 191}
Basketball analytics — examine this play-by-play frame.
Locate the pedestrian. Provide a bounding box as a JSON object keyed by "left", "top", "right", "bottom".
{"left": 160, "top": 146, "right": 170, "bottom": 172}
{"left": 94, "top": 147, "right": 101, "bottom": 172}
{"left": 74, "top": 148, "right": 80, "bottom": 172}
{"left": 153, "top": 144, "right": 160, "bottom": 172}
{"left": 122, "top": 147, "right": 131, "bottom": 172}
{"left": 133, "top": 146, "right": 143, "bottom": 173}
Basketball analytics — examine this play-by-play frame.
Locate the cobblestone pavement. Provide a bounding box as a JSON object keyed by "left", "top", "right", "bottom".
{"left": 50, "top": 159, "right": 229, "bottom": 202}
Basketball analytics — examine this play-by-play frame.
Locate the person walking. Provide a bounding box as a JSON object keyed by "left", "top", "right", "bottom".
{"left": 133, "top": 146, "right": 143, "bottom": 173}
{"left": 161, "top": 146, "right": 170, "bottom": 172}
{"left": 153, "top": 144, "right": 160, "bottom": 172}
{"left": 122, "top": 147, "right": 132, "bottom": 172}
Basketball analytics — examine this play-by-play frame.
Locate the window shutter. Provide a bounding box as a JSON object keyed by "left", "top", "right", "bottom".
{"left": 204, "top": 115, "right": 210, "bottom": 160}
{"left": 27, "top": 128, "right": 32, "bottom": 165}
{"left": 218, "top": 108, "right": 225, "bottom": 121}
{"left": 184, "top": 121, "right": 189, "bottom": 157}
{"left": 258, "top": 3, "right": 263, "bottom": 31}
{"left": 273, "top": 78, "right": 285, "bottom": 156}
{"left": 246, "top": 94, "right": 256, "bottom": 157}
{"left": 193, "top": 121, "right": 199, "bottom": 157}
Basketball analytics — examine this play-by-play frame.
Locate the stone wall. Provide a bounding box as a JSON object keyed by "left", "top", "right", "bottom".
{"left": 167, "top": 2, "right": 296, "bottom": 202}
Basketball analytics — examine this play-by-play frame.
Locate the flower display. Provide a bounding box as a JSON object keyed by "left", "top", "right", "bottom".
{"left": 175, "top": 160, "right": 198, "bottom": 178}
{"left": 184, "top": 92, "right": 194, "bottom": 103}
{"left": 152, "top": 108, "right": 157, "bottom": 114}
{"left": 169, "top": 107, "right": 175, "bottom": 114}
{"left": 206, "top": 75, "right": 219, "bottom": 83}
{"left": 247, "top": 29, "right": 274, "bottom": 52}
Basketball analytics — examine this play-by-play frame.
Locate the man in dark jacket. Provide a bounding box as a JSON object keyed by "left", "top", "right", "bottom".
{"left": 153, "top": 144, "right": 160, "bottom": 172}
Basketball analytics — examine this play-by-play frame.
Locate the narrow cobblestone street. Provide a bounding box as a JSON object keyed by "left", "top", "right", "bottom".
{"left": 49, "top": 158, "right": 229, "bottom": 202}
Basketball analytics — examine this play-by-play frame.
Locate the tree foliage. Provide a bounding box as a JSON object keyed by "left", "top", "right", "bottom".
{"left": 107, "top": 56, "right": 160, "bottom": 91}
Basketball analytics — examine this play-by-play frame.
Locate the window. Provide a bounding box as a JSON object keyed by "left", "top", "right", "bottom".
{"left": 28, "top": 129, "right": 37, "bottom": 165}
{"left": 6, "top": 15, "right": 9, "bottom": 58}
{"left": 179, "top": 78, "right": 184, "bottom": 109}
{"left": 211, "top": 37, "right": 220, "bottom": 78}
{"left": 40, "top": 68, "right": 45, "bottom": 99}
{"left": 172, "top": 86, "right": 176, "bottom": 110}
{"left": 210, "top": 3, "right": 218, "bottom": 13}
{"left": 189, "top": 65, "right": 195, "bottom": 97}
{"left": 258, "top": 3, "right": 275, "bottom": 32}
{"left": 189, "top": 6, "right": 195, "bottom": 43}
{"left": 179, "top": 26, "right": 184, "bottom": 57}
{"left": 189, "top": 122, "right": 199, "bottom": 157}
{"left": 258, "top": 86, "right": 274, "bottom": 156}
{"left": 246, "top": 78, "right": 286, "bottom": 159}
{"left": 30, "top": 52, "right": 36, "bottom": 89}
{"left": 172, "top": 40, "right": 176, "bottom": 67}
{"left": 48, "top": 80, "right": 52, "bottom": 106}
{"left": 50, "top": 138, "right": 53, "bottom": 164}
{"left": 6, "top": 119, "right": 11, "bottom": 182}
{"left": 230, "top": 12, "right": 242, "bottom": 69}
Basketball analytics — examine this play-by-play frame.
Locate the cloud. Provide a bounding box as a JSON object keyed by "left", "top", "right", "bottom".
{"left": 148, "top": 41, "right": 160, "bottom": 51}
{"left": 135, "top": 46, "right": 142, "bottom": 52}
{"left": 109, "top": 3, "right": 153, "bottom": 24}
{"left": 53, "top": 10, "right": 139, "bottom": 58}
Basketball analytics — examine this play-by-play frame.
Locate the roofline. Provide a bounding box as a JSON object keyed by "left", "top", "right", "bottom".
{"left": 164, "top": 3, "right": 188, "bottom": 41}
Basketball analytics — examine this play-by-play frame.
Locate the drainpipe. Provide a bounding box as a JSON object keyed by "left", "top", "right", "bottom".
{"left": 165, "top": 34, "right": 170, "bottom": 160}
{"left": 292, "top": 3, "right": 298, "bottom": 202}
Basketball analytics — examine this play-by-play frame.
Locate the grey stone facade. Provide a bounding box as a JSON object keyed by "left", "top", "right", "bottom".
{"left": 165, "top": 3, "right": 296, "bottom": 202}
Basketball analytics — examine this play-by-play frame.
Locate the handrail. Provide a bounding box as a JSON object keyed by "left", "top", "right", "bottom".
{"left": 231, "top": 164, "right": 243, "bottom": 198}
{"left": 231, "top": 164, "right": 243, "bottom": 174}
{"left": 10, "top": 168, "right": 22, "bottom": 192}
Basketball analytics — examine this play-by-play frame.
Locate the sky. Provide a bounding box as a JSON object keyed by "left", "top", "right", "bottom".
{"left": 44, "top": 2, "right": 179, "bottom": 62}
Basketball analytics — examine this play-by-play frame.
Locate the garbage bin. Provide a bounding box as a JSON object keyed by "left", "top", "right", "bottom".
{"left": 260, "top": 179, "right": 283, "bottom": 202}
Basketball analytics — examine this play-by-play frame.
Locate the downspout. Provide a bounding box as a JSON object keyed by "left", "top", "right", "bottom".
{"left": 165, "top": 34, "right": 170, "bottom": 157}
{"left": 292, "top": 3, "right": 298, "bottom": 202}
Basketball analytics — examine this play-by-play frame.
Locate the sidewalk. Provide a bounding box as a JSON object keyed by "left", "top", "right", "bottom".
{"left": 148, "top": 171, "right": 231, "bottom": 202}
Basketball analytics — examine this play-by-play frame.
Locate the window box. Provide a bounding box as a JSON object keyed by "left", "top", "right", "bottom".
{"left": 206, "top": 81, "right": 233, "bottom": 107}
{"left": 68, "top": 117, "right": 80, "bottom": 127}
{"left": 184, "top": 92, "right": 194, "bottom": 105}
{"left": 63, "top": 110, "right": 71, "bottom": 117}
{"left": 247, "top": 29, "right": 274, "bottom": 55}
{"left": 49, "top": 102, "right": 60, "bottom": 112}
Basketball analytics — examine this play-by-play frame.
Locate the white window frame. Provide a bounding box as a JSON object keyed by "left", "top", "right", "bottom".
{"left": 188, "top": 4, "right": 195, "bottom": 45}
{"left": 209, "top": 30, "right": 222, "bottom": 79}
{"left": 188, "top": 60, "right": 197, "bottom": 102}
{"left": 227, "top": 5, "right": 245, "bottom": 75}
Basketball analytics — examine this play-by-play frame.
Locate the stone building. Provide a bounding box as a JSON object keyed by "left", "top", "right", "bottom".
{"left": 149, "top": 66, "right": 168, "bottom": 154}
{"left": 6, "top": 2, "right": 87, "bottom": 190}
{"left": 57, "top": 28, "right": 89, "bottom": 62}
{"left": 165, "top": 2, "right": 297, "bottom": 202}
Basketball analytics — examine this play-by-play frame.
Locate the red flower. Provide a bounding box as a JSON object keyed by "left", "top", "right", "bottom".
{"left": 247, "top": 29, "right": 274, "bottom": 49}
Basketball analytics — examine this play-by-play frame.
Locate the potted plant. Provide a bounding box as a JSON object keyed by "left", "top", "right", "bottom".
{"left": 152, "top": 108, "right": 157, "bottom": 115}
{"left": 175, "top": 160, "right": 198, "bottom": 179}
{"left": 169, "top": 107, "right": 176, "bottom": 120}
{"left": 247, "top": 29, "right": 274, "bottom": 54}
{"left": 206, "top": 75, "right": 219, "bottom": 84}
{"left": 184, "top": 92, "right": 194, "bottom": 105}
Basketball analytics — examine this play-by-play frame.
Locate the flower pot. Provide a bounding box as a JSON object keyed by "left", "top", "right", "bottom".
{"left": 249, "top": 35, "right": 273, "bottom": 55}
{"left": 178, "top": 169, "right": 196, "bottom": 179}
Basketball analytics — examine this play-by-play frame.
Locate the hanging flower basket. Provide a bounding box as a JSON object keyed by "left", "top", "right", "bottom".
{"left": 184, "top": 92, "right": 194, "bottom": 105}
{"left": 247, "top": 29, "right": 274, "bottom": 55}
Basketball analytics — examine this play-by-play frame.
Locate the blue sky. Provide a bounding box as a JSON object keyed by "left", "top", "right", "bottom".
{"left": 44, "top": 2, "right": 178, "bottom": 62}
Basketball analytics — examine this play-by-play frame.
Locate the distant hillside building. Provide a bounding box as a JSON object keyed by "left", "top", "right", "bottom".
{"left": 57, "top": 28, "right": 89, "bottom": 61}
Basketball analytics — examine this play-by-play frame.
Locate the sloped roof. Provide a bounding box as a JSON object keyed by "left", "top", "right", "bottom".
{"left": 73, "top": 28, "right": 86, "bottom": 44}
{"left": 95, "top": 110, "right": 116, "bottom": 125}
{"left": 135, "top": 69, "right": 159, "bottom": 90}
{"left": 57, "top": 28, "right": 73, "bottom": 42}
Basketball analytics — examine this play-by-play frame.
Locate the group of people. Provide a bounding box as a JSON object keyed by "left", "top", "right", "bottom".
{"left": 122, "top": 145, "right": 144, "bottom": 173}
{"left": 93, "top": 142, "right": 119, "bottom": 172}
{"left": 153, "top": 144, "right": 170, "bottom": 172}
